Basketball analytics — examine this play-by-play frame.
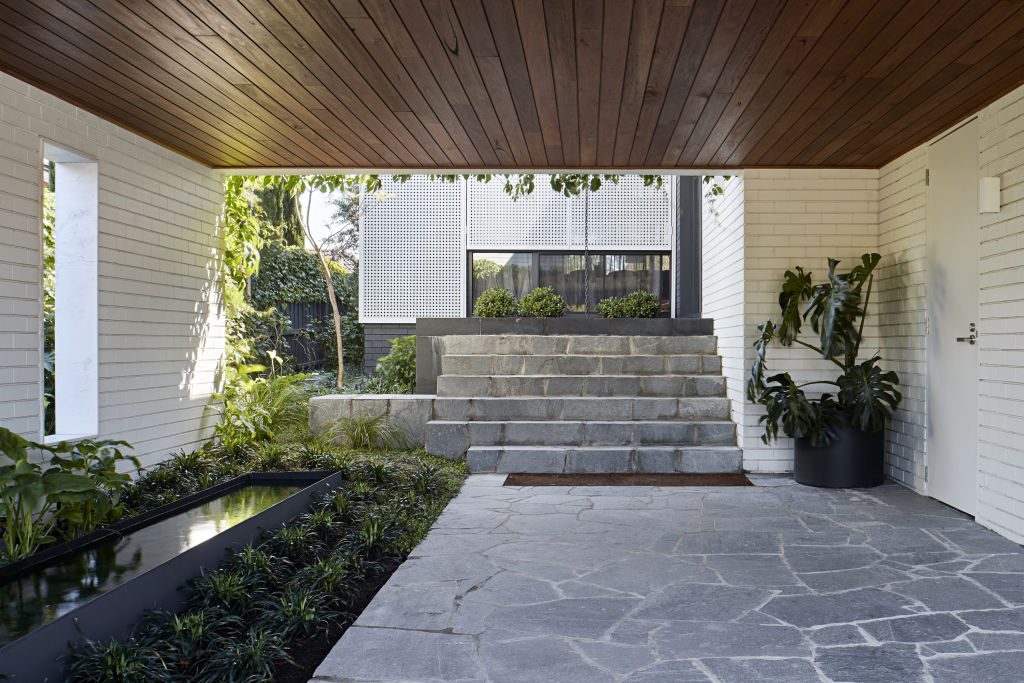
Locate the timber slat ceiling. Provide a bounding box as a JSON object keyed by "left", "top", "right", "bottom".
{"left": 2, "top": 0, "right": 1024, "bottom": 170}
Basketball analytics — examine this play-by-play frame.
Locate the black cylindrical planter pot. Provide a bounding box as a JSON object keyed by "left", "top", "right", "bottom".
{"left": 794, "top": 416, "right": 885, "bottom": 488}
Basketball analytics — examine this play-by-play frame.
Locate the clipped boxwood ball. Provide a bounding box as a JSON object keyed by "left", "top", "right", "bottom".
{"left": 518, "top": 287, "right": 567, "bottom": 318}
{"left": 473, "top": 288, "right": 519, "bottom": 317}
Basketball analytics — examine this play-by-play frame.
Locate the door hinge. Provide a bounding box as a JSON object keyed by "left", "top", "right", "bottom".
{"left": 925, "top": 169, "right": 929, "bottom": 186}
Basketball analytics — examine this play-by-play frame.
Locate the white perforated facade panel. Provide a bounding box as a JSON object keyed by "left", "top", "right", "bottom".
{"left": 360, "top": 175, "right": 674, "bottom": 322}
{"left": 571, "top": 175, "right": 671, "bottom": 249}
{"left": 467, "top": 176, "right": 569, "bottom": 248}
{"left": 359, "top": 177, "right": 465, "bottom": 323}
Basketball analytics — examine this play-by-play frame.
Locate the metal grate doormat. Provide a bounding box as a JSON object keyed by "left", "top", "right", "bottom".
{"left": 503, "top": 473, "right": 753, "bottom": 487}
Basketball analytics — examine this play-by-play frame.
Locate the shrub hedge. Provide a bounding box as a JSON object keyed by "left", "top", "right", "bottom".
{"left": 597, "top": 290, "right": 662, "bottom": 318}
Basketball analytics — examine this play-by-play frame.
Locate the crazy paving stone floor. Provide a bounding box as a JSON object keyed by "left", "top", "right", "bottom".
{"left": 312, "top": 475, "right": 1024, "bottom": 682}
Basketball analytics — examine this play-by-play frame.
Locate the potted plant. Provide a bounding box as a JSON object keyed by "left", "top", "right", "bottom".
{"left": 747, "top": 253, "right": 901, "bottom": 487}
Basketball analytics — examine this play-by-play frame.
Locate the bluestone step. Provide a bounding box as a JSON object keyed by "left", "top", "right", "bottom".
{"left": 466, "top": 445, "right": 743, "bottom": 474}
{"left": 436, "top": 374, "right": 727, "bottom": 398}
{"left": 425, "top": 419, "right": 736, "bottom": 457}
{"left": 442, "top": 334, "right": 718, "bottom": 356}
{"left": 441, "top": 354, "right": 723, "bottom": 376}
{"left": 432, "top": 396, "right": 731, "bottom": 421}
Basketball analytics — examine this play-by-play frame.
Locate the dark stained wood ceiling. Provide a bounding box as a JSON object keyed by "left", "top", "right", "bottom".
{"left": 3, "top": 0, "right": 1024, "bottom": 170}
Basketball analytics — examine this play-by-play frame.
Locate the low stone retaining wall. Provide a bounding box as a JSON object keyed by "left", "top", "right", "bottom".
{"left": 309, "top": 394, "right": 435, "bottom": 447}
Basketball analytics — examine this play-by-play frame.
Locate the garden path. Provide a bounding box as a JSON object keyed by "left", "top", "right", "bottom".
{"left": 312, "top": 475, "right": 1024, "bottom": 682}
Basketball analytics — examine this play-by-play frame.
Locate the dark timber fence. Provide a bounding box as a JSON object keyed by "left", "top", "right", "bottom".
{"left": 279, "top": 300, "right": 336, "bottom": 369}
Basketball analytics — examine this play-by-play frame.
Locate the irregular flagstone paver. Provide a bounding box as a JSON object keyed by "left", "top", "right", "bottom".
{"left": 311, "top": 475, "right": 1024, "bottom": 683}
{"left": 927, "top": 652, "right": 1024, "bottom": 683}
{"left": 815, "top": 644, "right": 927, "bottom": 682}
{"left": 703, "top": 657, "right": 822, "bottom": 683}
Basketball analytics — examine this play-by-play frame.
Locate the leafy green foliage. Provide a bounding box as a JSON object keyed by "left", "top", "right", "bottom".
{"left": 333, "top": 413, "right": 403, "bottom": 450}
{"left": 42, "top": 184, "right": 56, "bottom": 435}
{"left": 0, "top": 428, "right": 137, "bottom": 563}
{"left": 215, "top": 374, "right": 310, "bottom": 452}
{"left": 66, "top": 634, "right": 172, "bottom": 683}
{"left": 251, "top": 243, "right": 353, "bottom": 311}
{"left": 222, "top": 177, "right": 264, "bottom": 318}
{"left": 472, "top": 259, "right": 502, "bottom": 280}
{"left": 227, "top": 306, "right": 295, "bottom": 375}
{"left": 837, "top": 356, "right": 902, "bottom": 433}
{"left": 597, "top": 290, "right": 661, "bottom": 318}
{"left": 254, "top": 183, "right": 303, "bottom": 247}
{"left": 375, "top": 335, "right": 416, "bottom": 393}
{"left": 747, "top": 253, "right": 900, "bottom": 446}
{"left": 517, "top": 287, "right": 567, "bottom": 317}
{"left": 473, "top": 287, "right": 520, "bottom": 317}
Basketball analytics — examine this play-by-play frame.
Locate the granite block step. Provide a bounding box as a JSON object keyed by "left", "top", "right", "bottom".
{"left": 432, "top": 396, "right": 731, "bottom": 421}
{"left": 425, "top": 419, "right": 736, "bottom": 457}
{"left": 441, "top": 334, "right": 718, "bottom": 356}
{"left": 466, "top": 445, "right": 743, "bottom": 474}
{"left": 440, "top": 354, "right": 723, "bottom": 376}
{"left": 436, "top": 374, "right": 727, "bottom": 398}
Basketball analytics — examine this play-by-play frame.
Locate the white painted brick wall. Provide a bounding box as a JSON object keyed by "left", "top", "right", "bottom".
{"left": 739, "top": 169, "right": 881, "bottom": 473}
{"left": 701, "top": 176, "right": 746, "bottom": 454}
{"left": 976, "top": 85, "right": 1024, "bottom": 544}
{"left": 877, "top": 147, "right": 928, "bottom": 490}
{"left": 0, "top": 71, "right": 225, "bottom": 469}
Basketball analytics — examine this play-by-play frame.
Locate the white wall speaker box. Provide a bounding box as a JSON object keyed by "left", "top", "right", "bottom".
{"left": 980, "top": 176, "right": 1001, "bottom": 213}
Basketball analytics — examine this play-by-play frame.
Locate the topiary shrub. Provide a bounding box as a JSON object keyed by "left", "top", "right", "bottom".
{"left": 598, "top": 290, "right": 662, "bottom": 318}
{"left": 518, "top": 287, "right": 567, "bottom": 317}
{"left": 473, "top": 288, "right": 519, "bottom": 317}
{"left": 375, "top": 335, "right": 416, "bottom": 393}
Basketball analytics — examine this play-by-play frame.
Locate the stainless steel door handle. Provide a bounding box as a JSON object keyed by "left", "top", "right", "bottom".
{"left": 956, "top": 335, "right": 976, "bottom": 344}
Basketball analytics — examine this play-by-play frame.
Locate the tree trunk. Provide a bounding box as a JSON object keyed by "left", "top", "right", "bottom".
{"left": 300, "top": 187, "right": 344, "bottom": 388}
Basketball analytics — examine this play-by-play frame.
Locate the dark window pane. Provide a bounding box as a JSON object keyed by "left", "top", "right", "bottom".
{"left": 600, "top": 254, "right": 670, "bottom": 314}
{"left": 471, "top": 253, "right": 533, "bottom": 310}
{"left": 538, "top": 254, "right": 598, "bottom": 313}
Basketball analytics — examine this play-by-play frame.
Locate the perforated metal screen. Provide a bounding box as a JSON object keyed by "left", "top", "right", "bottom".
{"left": 360, "top": 175, "right": 673, "bottom": 322}
{"left": 571, "top": 175, "right": 672, "bottom": 249}
{"left": 359, "top": 176, "right": 465, "bottom": 322}
{"left": 467, "top": 177, "right": 569, "bottom": 248}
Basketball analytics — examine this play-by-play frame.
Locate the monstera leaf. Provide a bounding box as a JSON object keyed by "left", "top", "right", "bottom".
{"left": 777, "top": 267, "right": 813, "bottom": 345}
{"left": 849, "top": 252, "right": 881, "bottom": 294}
{"left": 747, "top": 320, "right": 776, "bottom": 401}
{"left": 808, "top": 394, "right": 844, "bottom": 447}
{"left": 806, "top": 258, "right": 863, "bottom": 362}
{"left": 837, "top": 356, "right": 901, "bottom": 432}
{"left": 757, "top": 373, "right": 818, "bottom": 444}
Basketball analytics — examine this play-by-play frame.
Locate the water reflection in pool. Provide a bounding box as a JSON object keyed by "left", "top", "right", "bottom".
{"left": 0, "top": 485, "right": 300, "bottom": 646}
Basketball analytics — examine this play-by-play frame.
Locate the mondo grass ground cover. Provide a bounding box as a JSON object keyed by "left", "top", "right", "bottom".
{"left": 67, "top": 410, "right": 467, "bottom": 681}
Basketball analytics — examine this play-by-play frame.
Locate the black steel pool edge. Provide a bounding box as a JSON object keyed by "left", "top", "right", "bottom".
{"left": 0, "top": 470, "right": 342, "bottom": 682}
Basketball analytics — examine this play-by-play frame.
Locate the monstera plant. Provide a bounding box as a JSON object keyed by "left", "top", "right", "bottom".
{"left": 747, "top": 253, "right": 901, "bottom": 485}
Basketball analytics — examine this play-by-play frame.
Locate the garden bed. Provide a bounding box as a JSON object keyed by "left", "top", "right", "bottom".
{"left": 0, "top": 471, "right": 340, "bottom": 681}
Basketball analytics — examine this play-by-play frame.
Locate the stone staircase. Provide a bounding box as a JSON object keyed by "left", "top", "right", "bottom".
{"left": 424, "top": 334, "right": 742, "bottom": 473}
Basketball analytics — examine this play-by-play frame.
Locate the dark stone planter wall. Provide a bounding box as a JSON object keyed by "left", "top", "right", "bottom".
{"left": 363, "top": 323, "right": 417, "bottom": 374}
{"left": 415, "top": 317, "right": 716, "bottom": 393}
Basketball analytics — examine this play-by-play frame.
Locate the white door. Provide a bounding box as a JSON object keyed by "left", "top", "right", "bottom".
{"left": 926, "top": 118, "right": 979, "bottom": 515}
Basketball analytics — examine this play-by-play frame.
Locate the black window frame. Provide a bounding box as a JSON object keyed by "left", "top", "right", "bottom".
{"left": 467, "top": 249, "right": 672, "bottom": 317}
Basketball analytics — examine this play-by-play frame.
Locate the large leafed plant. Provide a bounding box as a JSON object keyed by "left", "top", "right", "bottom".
{"left": 747, "top": 253, "right": 901, "bottom": 447}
